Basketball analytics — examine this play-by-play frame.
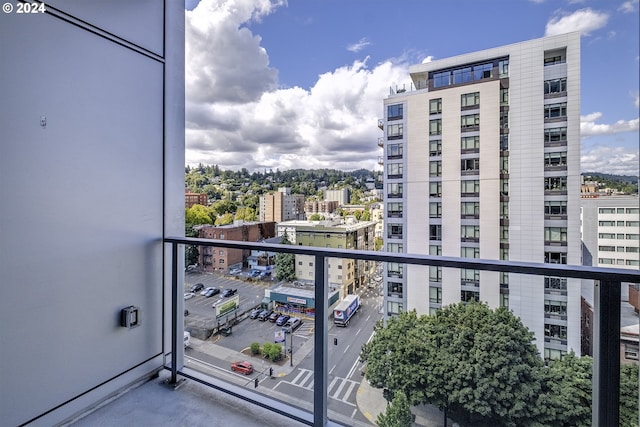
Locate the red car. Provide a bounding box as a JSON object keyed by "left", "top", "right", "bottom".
{"left": 231, "top": 361, "right": 254, "bottom": 375}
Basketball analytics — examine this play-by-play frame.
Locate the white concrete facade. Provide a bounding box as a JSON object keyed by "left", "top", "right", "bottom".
{"left": 380, "top": 33, "right": 581, "bottom": 358}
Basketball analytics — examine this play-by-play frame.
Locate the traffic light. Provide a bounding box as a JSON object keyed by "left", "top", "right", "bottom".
{"left": 254, "top": 377, "right": 259, "bottom": 388}
{"left": 269, "top": 367, "right": 273, "bottom": 377}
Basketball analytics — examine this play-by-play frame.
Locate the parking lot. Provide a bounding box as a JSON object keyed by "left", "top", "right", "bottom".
{"left": 184, "top": 270, "right": 313, "bottom": 353}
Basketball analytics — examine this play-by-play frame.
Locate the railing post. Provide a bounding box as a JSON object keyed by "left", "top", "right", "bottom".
{"left": 593, "top": 280, "right": 621, "bottom": 425}
{"left": 170, "top": 242, "right": 179, "bottom": 384}
{"left": 313, "top": 255, "right": 328, "bottom": 427}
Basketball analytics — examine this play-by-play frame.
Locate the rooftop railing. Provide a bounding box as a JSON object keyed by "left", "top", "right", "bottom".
{"left": 165, "top": 236, "right": 640, "bottom": 427}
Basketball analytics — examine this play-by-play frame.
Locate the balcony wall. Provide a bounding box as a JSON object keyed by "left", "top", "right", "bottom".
{"left": 0, "top": 3, "right": 184, "bottom": 426}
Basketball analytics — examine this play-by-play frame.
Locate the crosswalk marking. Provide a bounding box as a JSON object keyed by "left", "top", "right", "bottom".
{"left": 282, "top": 368, "right": 359, "bottom": 406}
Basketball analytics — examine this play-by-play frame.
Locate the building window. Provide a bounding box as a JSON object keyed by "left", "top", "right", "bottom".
{"left": 387, "top": 182, "right": 403, "bottom": 198}
{"left": 500, "top": 110, "right": 509, "bottom": 129}
{"left": 387, "top": 104, "right": 403, "bottom": 121}
{"left": 545, "top": 227, "right": 568, "bottom": 243}
{"left": 430, "top": 225, "right": 442, "bottom": 241}
{"left": 461, "top": 135, "right": 480, "bottom": 151}
{"left": 387, "top": 262, "right": 403, "bottom": 278}
{"left": 500, "top": 134, "right": 509, "bottom": 151}
{"left": 387, "top": 202, "right": 403, "bottom": 218}
{"left": 461, "top": 225, "right": 480, "bottom": 242}
{"left": 545, "top": 252, "right": 567, "bottom": 264}
{"left": 544, "top": 324, "right": 567, "bottom": 340}
{"left": 501, "top": 179, "right": 509, "bottom": 197}
{"left": 429, "top": 181, "right": 442, "bottom": 197}
{"left": 461, "top": 114, "right": 480, "bottom": 130}
{"left": 387, "top": 123, "right": 403, "bottom": 139}
{"left": 429, "top": 286, "right": 442, "bottom": 303}
{"left": 461, "top": 158, "right": 480, "bottom": 174}
{"left": 429, "top": 266, "right": 442, "bottom": 282}
{"left": 544, "top": 103, "right": 567, "bottom": 119}
{"left": 388, "top": 281, "right": 403, "bottom": 297}
{"left": 500, "top": 226, "right": 509, "bottom": 243}
{"left": 500, "top": 248, "right": 509, "bottom": 260}
{"left": 598, "top": 246, "right": 616, "bottom": 252}
{"left": 387, "top": 301, "right": 403, "bottom": 315}
{"left": 544, "top": 78, "right": 567, "bottom": 94}
{"left": 627, "top": 208, "right": 640, "bottom": 214}
{"left": 545, "top": 277, "right": 567, "bottom": 292}
{"left": 461, "top": 202, "right": 480, "bottom": 218}
{"left": 387, "top": 163, "right": 403, "bottom": 179}
{"left": 388, "top": 224, "right": 403, "bottom": 239}
{"left": 429, "top": 202, "right": 442, "bottom": 218}
{"left": 461, "top": 268, "right": 480, "bottom": 283}
{"left": 498, "top": 59, "right": 509, "bottom": 77}
{"left": 627, "top": 260, "right": 640, "bottom": 266}
{"left": 429, "top": 245, "right": 442, "bottom": 256}
{"left": 387, "top": 243, "right": 403, "bottom": 253}
{"left": 599, "top": 208, "right": 616, "bottom": 214}
{"left": 429, "top": 98, "right": 442, "bottom": 114}
{"left": 545, "top": 201, "right": 567, "bottom": 216}
{"left": 598, "top": 233, "right": 616, "bottom": 239}
{"left": 500, "top": 88, "right": 509, "bottom": 106}
{"left": 429, "top": 119, "right": 442, "bottom": 135}
{"left": 461, "top": 290, "right": 480, "bottom": 303}
{"left": 544, "top": 127, "right": 567, "bottom": 143}
{"left": 624, "top": 343, "right": 639, "bottom": 361}
{"left": 500, "top": 293, "right": 509, "bottom": 308}
{"left": 461, "top": 92, "right": 480, "bottom": 108}
{"left": 598, "top": 221, "right": 615, "bottom": 227}
{"left": 461, "top": 180, "right": 480, "bottom": 196}
{"left": 387, "top": 143, "right": 403, "bottom": 159}
{"left": 500, "top": 156, "right": 509, "bottom": 174}
{"left": 461, "top": 246, "right": 480, "bottom": 258}
{"left": 500, "top": 202, "right": 509, "bottom": 219}
{"left": 544, "top": 177, "right": 567, "bottom": 192}
{"left": 429, "top": 161, "right": 442, "bottom": 177}
{"left": 544, "top": 152, "right": 567, "bottom": 168}
{"left": 429, "top": 139, "right": 442, "bottom": 156}
{"left": 545, "top": 300, "right": 567, "bottom": 316}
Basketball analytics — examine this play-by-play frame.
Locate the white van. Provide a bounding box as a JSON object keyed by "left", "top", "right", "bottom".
{"left": 183, "top": 331, "right": 191, "bottom": 348}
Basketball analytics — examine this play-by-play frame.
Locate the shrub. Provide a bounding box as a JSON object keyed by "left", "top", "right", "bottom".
{"left": 262, "top": 342, "right": 273, "bottom": 358}
{"left": 269, "top": 344, "right": 282, "bottom": 361}
{"left": 250, "top": 342, "right": 260, "bottom": 355}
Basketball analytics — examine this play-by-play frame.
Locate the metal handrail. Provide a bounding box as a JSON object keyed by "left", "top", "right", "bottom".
{"left": 165, "top": 236, "right": 640, "bottom": 427}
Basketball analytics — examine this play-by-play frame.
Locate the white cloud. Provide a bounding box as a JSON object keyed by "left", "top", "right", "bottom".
{"left": 634, "top": 92, "right": 639, "bottom": 108}
{"left": 581, "top": 112, "right": 639, "bottom": 136}
{"left": 422, "top": 55, "right": 434, "bottom": 64}
{"left": 545, "top": 8, "right": 609, "bottom": 37}
{"left": 618, "top": 0, "right": 639, "bottom": 13}
{"left": 347, "top": 38, "right": 371, "bottom": 53}
{"left": 185, "top": 0, "right": 285, "bottom": 104}
{"left": 581, "top": 146, "right": 639, "bottom": 175}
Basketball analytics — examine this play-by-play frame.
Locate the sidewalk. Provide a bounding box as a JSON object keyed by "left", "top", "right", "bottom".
{"left": 191, "top": 336, "right": 451, "bottom": 426}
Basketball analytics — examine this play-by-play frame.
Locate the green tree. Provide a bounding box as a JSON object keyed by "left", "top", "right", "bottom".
{"left": 185, "top": 204, "right": 212, "bottom": 226}
{"left": 536, "top": 352, "right": 591, "bottom": 427}
{"left": 377, "top": 390, "right": 412, "bottom": 427}
{"left": 361, "top": 209, "right": 371, "bottom": 221}
{"left": 211, "top": 199, "right": 237, "bottom": 217}
{"left": 214, "top": 212, "right": 234, "bottom": 226}
{"left": 620, "top": 362, "right": 639, "bottom": 427}
{"left": 309, "top": 213, "right": 325, "bottom": 221}
{"left": 275, "top": 234, "right": 296, "bottom": 281}
{"left": 361, "top": 304, "right": 544, "bottom": 427}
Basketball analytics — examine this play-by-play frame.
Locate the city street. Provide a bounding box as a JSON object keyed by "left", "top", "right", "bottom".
{"left": 183, "top": 269, "right": 383, "bottom": 425}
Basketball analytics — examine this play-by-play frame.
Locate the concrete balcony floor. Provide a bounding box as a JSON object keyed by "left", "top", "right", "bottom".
{"left": 66, "top": 371, "right": 308, "bottom": 427}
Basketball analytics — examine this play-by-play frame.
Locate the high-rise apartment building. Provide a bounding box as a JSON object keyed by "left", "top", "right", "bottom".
{"left": 324, "top": 188, "right": 350, "bottom": 206}
{"left": 379, "top": 32, "right": 581, "bottom": 359}
{"left": 259, "top": 187, "right": 305, "bottom": 222}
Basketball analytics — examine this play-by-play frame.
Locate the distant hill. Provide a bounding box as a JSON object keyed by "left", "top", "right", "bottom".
{"left": 582, "top": 173, "right": 638, "bottom": 184}
{"left": 582, "top": 172, "right": 638, "bottom": 194}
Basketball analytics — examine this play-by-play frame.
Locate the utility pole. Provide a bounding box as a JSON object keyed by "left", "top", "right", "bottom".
{"left": 289, "top": 331, "right": 294, "bottom": 367}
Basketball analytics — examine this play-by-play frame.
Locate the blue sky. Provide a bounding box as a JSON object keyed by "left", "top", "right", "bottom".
{"left": 185, "top": 0, "right": 639, "bottom": 175}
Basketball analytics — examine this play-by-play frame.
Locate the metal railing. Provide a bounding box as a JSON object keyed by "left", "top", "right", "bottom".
{"left": 165, "top": 236, "right": 640, "bottom": 427}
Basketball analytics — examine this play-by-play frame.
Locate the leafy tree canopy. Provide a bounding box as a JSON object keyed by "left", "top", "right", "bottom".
{"left": 377, "top": 390, "right": 412, "bottom": 427}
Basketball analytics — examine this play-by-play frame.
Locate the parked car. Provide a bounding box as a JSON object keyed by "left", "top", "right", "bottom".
{"left": 268, "top": 311, "right": 280, "bottom": 322}
{"left": 283, "top": 317, "right": 302, "bottom": 333}
{"left": 221, "top": 288, "right": 237, "bottom": 298}
{"left": 248, "top": 269, "right": 260, "bottom": 277}
{"left": 204, "top": 288, "right": 220, "bottom": 298}
{"left": 190, "top": 283, "right": 204, "bottom": 293}
{"left": 229, "top": 268, "right": 242, "bottom": 275}
{"left": 249, "top": 308, "right": 262, "bottom": 319}
{"left": 259, "top": 271, "right": 271, "bottom": 278}
{"left": 184, "top": 292, "right": 195, "bottom": 300}
{"left": 275, "top": 314, "right": 290, "bottom": 326}
{"left": 184, "top": 331, "right": 191, "bottom": 348}
{"left": 200, "top": 286, "right": 216, "bottom": 296}
{"left": 230, "top": 361, "right": 253, "bottom": 375}
{"left": 257, "top": 309, "right": 273, "bottom": 321}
